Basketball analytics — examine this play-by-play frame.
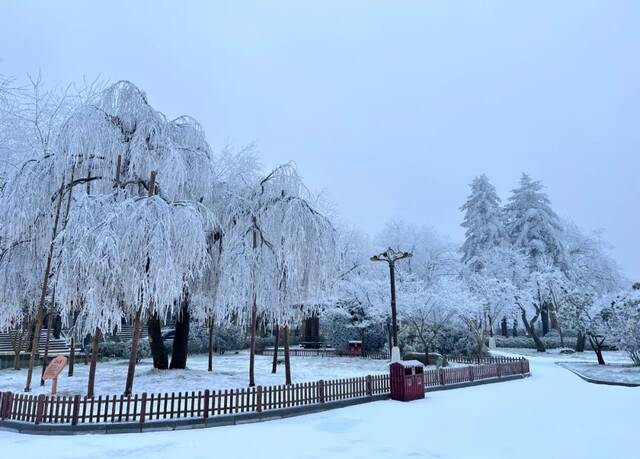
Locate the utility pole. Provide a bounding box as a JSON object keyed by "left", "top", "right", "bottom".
{"left": 371, "top": 248, "right": 412, "bottom": 354}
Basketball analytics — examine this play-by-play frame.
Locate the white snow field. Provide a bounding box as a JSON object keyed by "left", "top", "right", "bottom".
{"left": 2, "top": 356, "right": 638, "bottom": 459}
{"left": 0, "top": 352, "right": 389, "bottom": 396}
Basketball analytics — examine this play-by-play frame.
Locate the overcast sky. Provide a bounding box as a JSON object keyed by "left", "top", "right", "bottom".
{"left": 1, "top": 1, "right": 638, "bottom": 279}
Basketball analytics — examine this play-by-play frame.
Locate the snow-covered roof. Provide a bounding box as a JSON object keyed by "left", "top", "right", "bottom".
{"left": 389, "top": 360, "right": 424, "bottom": 367}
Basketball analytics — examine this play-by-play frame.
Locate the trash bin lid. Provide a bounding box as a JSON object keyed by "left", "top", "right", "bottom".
{"left": 389, "top": 360, "right": 424, "bottom": 367}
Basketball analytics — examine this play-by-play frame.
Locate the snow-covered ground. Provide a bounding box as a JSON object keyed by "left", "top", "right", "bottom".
{"left": 493, "top": 347, "right": 633, "bottom": 364}
{"left": 494, "top": 348, "right": 640, "bottom": 384}
{"left": 2, "top": 356, "right": 638, "bottom": 459}
{"left": 559, "top": 362, "right": 640, "bottom": 385}
{"left": 0, "top": 353, "right": 389, "bottom": 396}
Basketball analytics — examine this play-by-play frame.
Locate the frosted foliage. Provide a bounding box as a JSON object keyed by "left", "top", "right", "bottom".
{"left": 604, "top": 289, "right": 640, "bottom": 365}
{"left": 0, "top": 158, "right": 56, "bottom": 247}
{"left": 376, "top": 220, "right": 458, "bottom": 282}
{"left": 55, "top": 194, "right": 214, "bottom": 333}
{"left": 460, "top": 174, "right": 505, "bottom": 266}
{"left": 0, "top": 242, "right": 44, "bottom": 328}
{"left": 57, "top": 81, "right": 216, "bottom": 202}
{"left": 505, "top": 174, "right": 562, "bottom": 264}
{"left": 217, "top": 164, "right": 336, "bottom": 327}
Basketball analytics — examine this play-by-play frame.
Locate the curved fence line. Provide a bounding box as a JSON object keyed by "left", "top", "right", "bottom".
{"left": 0, "top": 358, "right": 529, "bottom": 429}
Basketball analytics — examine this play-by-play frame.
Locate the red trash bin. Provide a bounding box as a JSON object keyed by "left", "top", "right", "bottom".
{"left": 390, "top": 360, "right": 425, "bottom": 401}
{"left": 347, "top": 340, "right": 363, "bottom": 356}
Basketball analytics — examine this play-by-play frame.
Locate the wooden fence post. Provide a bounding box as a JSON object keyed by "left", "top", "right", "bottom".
{"left": 139, "top": 392, "right": 147, "bottom": 424}
{"left": 203, "top": 389, "right": 210, "bottom": 420}
{"left": 520, "top": 358, "right": 525, "bottom": 374}
{"left": 4, "top": 392, "right": 14, "bottom": 419}
{"left": 366, "top": 375, "right": 373, "bottom": 397}
{"left": 496, "top": 363, "right": 502, "bottom": 378}
{"left": 318, "top": 380, "right": 325, "bottom": 403}
{"left": 468, "top": 366, "right": 474, "bottom": 382}
{"left": 71, "top": 395, "right": 81, "bottom": 426}
{"left": 438, "top": 368, "right": 445, "bottom": 385}
{"left": 35, "top": 395, "right": 45, "bottom": 425}
{"left": 256, "top": 386, "right": 262, "bottom": 413}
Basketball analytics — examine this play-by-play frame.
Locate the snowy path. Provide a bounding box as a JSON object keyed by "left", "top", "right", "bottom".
{"left": 2, "top": 357, "right": 638, "bottom": 459}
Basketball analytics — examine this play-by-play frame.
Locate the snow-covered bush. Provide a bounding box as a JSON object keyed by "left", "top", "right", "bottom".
{"left": 321, "top": 308, "right": 387, "bottom": 353}
{"left": 607, "top": 288, "right": 640, "bottom": 365}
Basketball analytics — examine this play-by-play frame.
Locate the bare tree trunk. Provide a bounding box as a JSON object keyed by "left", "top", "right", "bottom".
{"left": 575, "top": 332, "right": 586, "bottom": 353}
{"left": 588, "top": 335, "right": 606, "bottom": 365}
{"left": 249, "top": 297, "right": 257, "bottom": 386}
{"left": 12, "top": 327, "right": 24, "bottom": 370}
{"left": 284, "top": 324, "right": 292, "bottom": 385}
{"left": 124, "top": 308, "right": 143, "bottom": 396}
{"left": 148, "top": 312, "right": 168, "bottom": 369}
{"left": 40, "top": 312, "right": 53, "bottom": 386}
{"left": 68, "top": 310, "right": 79, "bottom": 377}
{"left": 87, "top": 328, "right": 101, "bottom": 398}
{"left": 124, "top": 169, "right": 156, "bottom": 394}
{"left": 208, "top": 318, "right": 214, "bottom": 372}
{"left": 24, "top": 178, "right": 66, "bottom": 392}
{"left": 170, "top": 295, "right": 190, "bottom": 369}
{"left": 521, "top": 308, "right": 545, "bottom": 352}
{"left": 271, "top": 326, "right": 279, "bottom": 374}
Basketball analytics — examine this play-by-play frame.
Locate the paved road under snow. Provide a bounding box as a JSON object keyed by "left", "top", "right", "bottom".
{"left": 2, "top": 357, "right": 638, "bottom": 459}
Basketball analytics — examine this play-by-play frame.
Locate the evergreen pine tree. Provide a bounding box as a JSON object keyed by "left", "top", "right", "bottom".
{"left": 504, "top": 173, "right": 563, "bottom": 265}
{"left": 460, "top": 174, "right": 505, "bottom": 269}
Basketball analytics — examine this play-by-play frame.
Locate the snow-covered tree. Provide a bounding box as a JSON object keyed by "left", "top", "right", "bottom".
{"left": 401, "top": 276, "right": 467, "bottom": 357}
{"left": 505, "top": 174, "right": 563, "bottom": 267}
{"left": 217, "top": 163, "right": 336, "bottom": 385}
{"left": 460, "top": 174, "right": 505, "bottom": 269}
{"left": 605, "top": 285, "right": 640, "bottom": 365}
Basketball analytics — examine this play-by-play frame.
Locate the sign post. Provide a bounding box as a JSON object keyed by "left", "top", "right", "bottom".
{"left": 43, "top": 355, "right": 68, "bottom": 395}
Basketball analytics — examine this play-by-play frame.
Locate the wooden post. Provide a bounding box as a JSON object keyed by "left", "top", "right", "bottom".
{"left": 71, "top": 395, "right": 81, "bottom": 426}
{"left": 140, "top": 393, "right": 147, "bottom": 424}
{"left": 366, "top": 375, "right": 373, "bottom": 396}
{"left": 256, "top": 386, "right": 263, "bottom": 413}
{"left": 318, "top": 380, "right": 325, "bottom": 403}
{"left": 35, "top": 395, "right": 45, "bottom": 425}
{"left": 203, "top": 389, "right": 210, "bottom": 420}
{"left": 439, "top": 368, "right": 445, "bottom": 385}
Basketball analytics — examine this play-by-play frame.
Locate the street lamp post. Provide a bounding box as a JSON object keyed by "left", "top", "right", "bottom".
{"left": 371, "top": 248, "right": 412, "bottom": 354}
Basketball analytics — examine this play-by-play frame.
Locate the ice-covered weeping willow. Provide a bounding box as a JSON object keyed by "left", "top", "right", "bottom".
{"left": 0, "top": 80, "right": 219, "bottom": 331}
{"left": 217, "top": 164, "right": 336, "bottom": 327}
{"left": 54, "top": 194, "right": 215, "bottom": 335}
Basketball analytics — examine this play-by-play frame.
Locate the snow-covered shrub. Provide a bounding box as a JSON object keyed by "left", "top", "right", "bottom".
{"left": 100, "top": 339, "right": 151, "bottom": 362}
{"left": 321, "top": 309, "right": 387, "bottom": 353}
{"left": 607, "top": 289, "right": 640, "bottom": 365}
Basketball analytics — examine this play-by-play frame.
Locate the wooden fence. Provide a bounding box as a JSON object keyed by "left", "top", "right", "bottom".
{"left": 0, "top": 359, "right": 528, "bottom": 428}
{"left": 258, "top": 348, "right": 390, "bottom": 359}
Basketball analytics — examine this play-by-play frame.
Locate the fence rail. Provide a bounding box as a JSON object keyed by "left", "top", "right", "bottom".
{"left": 258, "top": 348, "right": 391, "bottom": 359}
{"left": 0, "top": 359, "right": 529, "bottom": 429}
